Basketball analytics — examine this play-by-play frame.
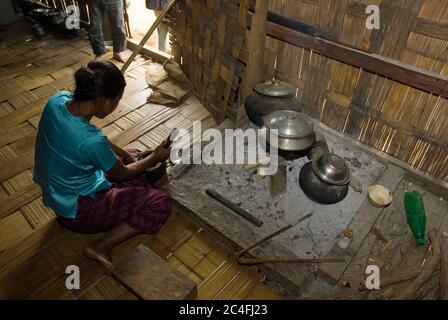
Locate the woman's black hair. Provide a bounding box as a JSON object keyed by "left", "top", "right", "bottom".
{"left": 74, "top": 60, "right": 126, "bottom": 101}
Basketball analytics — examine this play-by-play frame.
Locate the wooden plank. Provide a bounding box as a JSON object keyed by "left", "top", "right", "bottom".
{"left": 0, "top": 211, "right": 34, "bottom": 252}
{"left": 127, "top": 39, "right": 171, "bottom": 64}
{"left": 211, "top": 267, "right": 261, "bottom": 300}
{"left": 0, "top": 250, "right": 62, "bottom": 299}
{"left": 0, "top": 183, "right": 41, "bottom": 220}
{"left": 0, "top": 220, "right": 65, "bottom": 278}
{"left": 9, "top": 131, "right": 38, "bottom": 155}
{"left": 317, "top": 164, "right": 405, "bottom": 285}
{"left": 197, "top": 260, "right": 241, "bottom": 300}
{"left": 238, "top": 0, "right": 268, "bottom": 124}
{"left": 111, "top": 107, "right": 178, "bottom": 147}
{"left": 21, "top": 197, "right": 56, "bottom": 229}
{"left": 414, "top": 17, "right": 448, "bottom": 41}
{"left": 80, "top": 276, "right": 139, "bottom": 300}
{"left": 1, "top": 170, "right": 33, "bottom": 193}
{"left": 7, "top": 90, "right": 40, "bottom": 109}
{"left": 0, "top": 150, "right": 34, "bottom": 183}
{"left": 266, "top": 21, "right": 448, "bottom": 97}
{"left": 245, "top": 281, "right": 282, "bottom": 300}
{"left": 156, "top": 212, "right": 200, "bottom": 253}
{"left": 114, "top": 244, "right": 197, "bottom": 300}
{"left": 166, "top": 255, "right": 203, "bottom": 285}
{"left": 0, "top": 124, "right": 35, "bottom": 148}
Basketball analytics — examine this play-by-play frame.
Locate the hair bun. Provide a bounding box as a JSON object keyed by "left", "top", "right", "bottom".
{"left": 73, "top": 60, "right": 126, "bottom": 101}
{"left": 74, "top": 66, "right": 98, "bottom": 100}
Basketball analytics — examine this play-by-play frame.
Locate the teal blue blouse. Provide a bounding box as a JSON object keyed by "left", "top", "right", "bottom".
{"left": 33, "top": 91, "right": 118, "bottom": 219}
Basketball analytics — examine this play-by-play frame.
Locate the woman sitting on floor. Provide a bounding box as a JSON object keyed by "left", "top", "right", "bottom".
{"left": 33, "top": 60, "right": 172, "bottom": 274}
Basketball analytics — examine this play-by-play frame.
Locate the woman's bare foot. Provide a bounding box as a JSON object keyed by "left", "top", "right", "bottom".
{"left": 112, "top": 52, "right": 127, "bottom": 63}
{"left": 84, "top": 243, "right": 114, "bottom": 275}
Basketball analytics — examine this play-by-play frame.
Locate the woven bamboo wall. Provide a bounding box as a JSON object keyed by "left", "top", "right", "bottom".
{"left": 168, "top": 0, "right": 253, "bottom": 123}
{"left": 262, "top": 0, "right": 448, "bottom": 182}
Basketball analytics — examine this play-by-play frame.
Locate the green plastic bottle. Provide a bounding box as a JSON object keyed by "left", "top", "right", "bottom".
{"left": 404, "top": 191, "right": 426, "bottom": 246}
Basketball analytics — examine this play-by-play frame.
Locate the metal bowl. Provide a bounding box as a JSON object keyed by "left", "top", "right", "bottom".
{"left": 312, "top": 153, "right": 350, "bottom": 185}
{"left": 263, "top": 111, "right": 316, "bottom": 151}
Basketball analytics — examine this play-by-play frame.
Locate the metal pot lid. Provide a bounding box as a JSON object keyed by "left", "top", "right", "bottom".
{"left": 254, "top": 80, "right": 297, "bottom": 97}
{"left": 312, "top": 153, "right": 351, "bottom": 185}
{"left": 263, "top": 110, "right": 314, "bottom": 139}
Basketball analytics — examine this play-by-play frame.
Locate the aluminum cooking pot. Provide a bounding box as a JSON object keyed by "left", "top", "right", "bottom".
{"left": 263, "top": 110, "right": 316, "bottom": 152}
{"left": 299, "top": 162, "right": 349, "bottom": 205}
{"left": 244, "top": 80, "right": 302, "bottom": 127}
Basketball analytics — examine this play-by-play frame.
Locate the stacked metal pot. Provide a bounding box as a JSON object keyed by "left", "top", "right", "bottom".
{"left": 245, "top": 79, "right": 352, "bottom": 204}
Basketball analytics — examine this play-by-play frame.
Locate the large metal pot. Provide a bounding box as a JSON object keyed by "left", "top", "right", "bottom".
{"left": 299, "top": 162, "right": 349, "bottom": 205}
{"left": 245, "top": 80, "right": 302, "bottom": 127}
{"left": 263, "top": 110, "right": 316, "bottom": 152}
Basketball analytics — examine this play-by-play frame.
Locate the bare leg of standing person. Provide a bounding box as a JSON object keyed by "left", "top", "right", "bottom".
{"left": 154, "top": 9, "right": 169, "bottom": 52}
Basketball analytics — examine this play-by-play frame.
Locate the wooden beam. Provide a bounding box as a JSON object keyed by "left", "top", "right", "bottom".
{"left": 0, "top": 184, "right": 41, "bottom": 220}
{"left": 126, "top": 39, "right": 171, "bottom": 64}
{"left": 414, "top": 17, "right": 448, "bottom": 41}
{"left": 242, "top": 0, "right": 268, "bottom": 100}
{"left": 266, "top": 21, "right": 448, "bottom": 98}
{"left": 237, "top": 0, "right": 269, "bottom": 125}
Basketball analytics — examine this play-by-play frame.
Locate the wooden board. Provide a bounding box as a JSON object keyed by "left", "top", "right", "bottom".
{"left": 115, "top": 244, "right": 197, "bottom": 300}
{"left": 318, "top": 164, "right": 405, "bottom": 285}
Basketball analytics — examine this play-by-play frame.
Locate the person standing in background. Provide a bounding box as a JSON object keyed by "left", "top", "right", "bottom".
{"left": 10, "top": 0, "right": 23, "bottom": 16}
{"left": 90, "top": 0, "right": 128, "bottom": 62}
{"left": 146, "top": 0, "right": 169, "bottom": 52}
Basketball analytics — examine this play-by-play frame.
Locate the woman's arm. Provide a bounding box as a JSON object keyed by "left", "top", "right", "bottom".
{"left": 108, "top": 139, "right": 137, "bottom": 164}
{"left": 106, "top": 140, "right": 171, "bottom": 183}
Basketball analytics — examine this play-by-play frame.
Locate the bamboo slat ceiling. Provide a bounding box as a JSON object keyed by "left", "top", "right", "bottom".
{"left": 170, "top": 0, "right": 448, "bottom": 182}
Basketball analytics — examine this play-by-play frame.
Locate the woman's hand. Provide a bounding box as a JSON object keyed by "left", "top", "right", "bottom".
{"left": 153, "top": 139, "right": 171, "bottom": 162}
{"left": 107, "top": 143, "right": 169, "bottom": 183}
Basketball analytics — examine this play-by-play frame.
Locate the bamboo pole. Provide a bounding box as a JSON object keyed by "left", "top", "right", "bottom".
{"left": 120, "top": 0, "right": 176, "bottom": 73}
{"left": 237, "top": 0, "right": 268, "bottom": 125}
